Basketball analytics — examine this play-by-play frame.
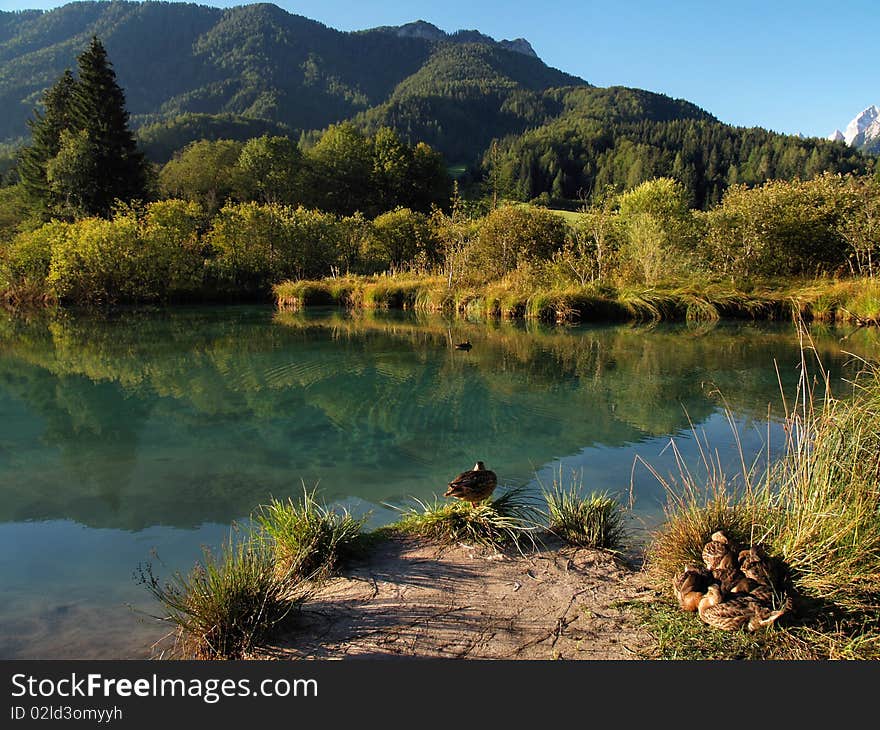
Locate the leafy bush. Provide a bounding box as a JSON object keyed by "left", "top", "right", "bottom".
{"left": 208, "top": 203, "right": 348, "bottom": 294}
{"left": 0, "top": 221, "right": 67, "bottom": 302}
{"left": 361, "top": 207, "right": 435, "bottom": 272}
{"left": 470, "top": 205, "right": 568, "bottom": 280}
{"left": 703, "top": 175, "right": 850, "bottom": 279}
{"left": 43, "top": 202, "right": 205, "bottom": 303}
{"left": 616, "top": 177, "right": 696, "bottom": 284}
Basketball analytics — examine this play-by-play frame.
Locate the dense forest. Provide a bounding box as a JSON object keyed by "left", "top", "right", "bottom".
{"left": 0, "top": 1, "right": 578, "bottom": 147}
{"left": 484, "top": 87, "right": 870, "bottom": 209}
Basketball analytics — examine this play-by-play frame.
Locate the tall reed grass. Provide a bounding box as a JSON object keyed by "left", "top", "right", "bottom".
{"left": 276, "top": 274, "right": 880, "bottom": 326}
{"left": 645, "top": 328, "right": 880, "bottom": 655}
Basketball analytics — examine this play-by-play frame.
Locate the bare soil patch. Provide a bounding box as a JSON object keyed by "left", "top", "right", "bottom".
{"left": 263, "top": 536, "right": 655, "bottom": 659}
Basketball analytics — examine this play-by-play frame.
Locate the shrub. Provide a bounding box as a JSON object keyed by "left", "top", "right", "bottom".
{"left": 361, "top": 207, "right": 436, "bottom": 272}
{"left": 208, "top": 203, "right": 346, "bottom": 294}
{"left": 44, "top": 203, "right": 205, "bottom": 303}
{"left": 0, "top": 221, "right": 68, "bottom": 302}
{"left": 470, "top": 205, "right": 568, "bottom": 281}
{"left": 616, "top": 177, "right": 696, "bottom": 284}
{"left": 703, "top": 176, "right": 849, "bottom": 280}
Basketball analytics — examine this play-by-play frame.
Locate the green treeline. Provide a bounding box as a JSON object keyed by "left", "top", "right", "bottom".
{"left": 156, "top": 123, "right": 449, "bottom": 218}
{"left": 3, "top": 173, "right": 880, "bottom": 310}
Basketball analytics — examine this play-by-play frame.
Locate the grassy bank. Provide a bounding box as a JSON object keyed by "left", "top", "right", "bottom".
{"left": 274, "top": 274, "right": 880, "bottom": 325}
{"left": 639, "top": 343, "right": 880, "bottom": 659}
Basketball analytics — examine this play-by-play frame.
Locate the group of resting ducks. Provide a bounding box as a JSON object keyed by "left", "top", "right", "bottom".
{"left": 673, "top": 531, "right": 792, "bottom": 631}
{"left": 445, "top": 469, "right": 793, "bottom": 634}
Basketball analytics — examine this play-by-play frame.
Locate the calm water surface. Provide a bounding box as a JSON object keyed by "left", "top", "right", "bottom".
{"left": 0, "top": 306, "right": 875, "bottom": 658}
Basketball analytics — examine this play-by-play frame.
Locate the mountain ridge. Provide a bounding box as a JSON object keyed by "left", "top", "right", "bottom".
{"left": 0, "top": 1, "right": 870, "bottom": 207}
{"left": 0, "top": 1, "right": 578, "bottom": 148}
{"left": 367, "top": 19, "right": 539, "bottom": 58}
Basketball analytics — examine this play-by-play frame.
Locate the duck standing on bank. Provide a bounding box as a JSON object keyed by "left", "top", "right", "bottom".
{"left": 444, "top": 461, "right": 497, "bottom": 504}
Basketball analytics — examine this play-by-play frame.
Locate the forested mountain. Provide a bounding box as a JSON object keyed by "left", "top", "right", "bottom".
{"left": 487, "top": 87, "right": 868, "bottom": 208}
{"left": 0, "top": 1, "right": 872, "bottom": 207}
{"left": 0, "top": 0, "right": 582, "bottom": 153}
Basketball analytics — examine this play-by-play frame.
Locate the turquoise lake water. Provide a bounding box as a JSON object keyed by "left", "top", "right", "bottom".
{"left": 0, "top": 305, "right": 873, "bottom": 658}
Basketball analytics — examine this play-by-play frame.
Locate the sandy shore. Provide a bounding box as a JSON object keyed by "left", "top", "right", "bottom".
{"left": 262, "top": 535, "right": 656, "bottom": 660}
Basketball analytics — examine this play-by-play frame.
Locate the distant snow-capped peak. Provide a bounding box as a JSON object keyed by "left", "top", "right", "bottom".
{"left": 844, "top": 104, "right": 880, "bottom": 146}
{"left": 828, "top": 105, "right": 880, "bottom": 152}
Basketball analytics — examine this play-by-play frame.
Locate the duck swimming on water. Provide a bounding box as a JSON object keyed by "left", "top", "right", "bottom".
{"left": 454, "top": 340, "right": 472, "bottom": 351}
{"left": 444, "top": 461, "right": 497, "bottom": 504}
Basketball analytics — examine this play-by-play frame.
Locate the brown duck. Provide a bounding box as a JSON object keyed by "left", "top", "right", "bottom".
{"left": 444, "top": 461, "right": 498, "bottom": 504}
{"left": 697, "top": 585, "right": 791, "bottom": 632}
{"left": 702, "top": 530, "right": 738, "bottom": 574}
{"left": 672, "top": 566, "right": 712, "bottom": 612}
{"left": 712, "top": 566, "right": 755, "bottom": 596}
{"left": 738, "top": 546, "right": 779, "bottom": 588}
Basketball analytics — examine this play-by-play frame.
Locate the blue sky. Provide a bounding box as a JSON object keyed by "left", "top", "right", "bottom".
{"left": 2, "top": 0, "right": 877, "bottom": 138}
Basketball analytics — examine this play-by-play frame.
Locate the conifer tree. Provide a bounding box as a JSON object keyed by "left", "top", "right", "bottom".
{"left": 69, "top": 36, "right": 147, "bottom": 214}
{"left": 18, "top": 69, "right": 78, "bottom": 206}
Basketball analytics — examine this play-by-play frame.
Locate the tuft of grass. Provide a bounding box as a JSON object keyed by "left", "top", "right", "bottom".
{"left": 138, "top": 532, "right": 308, "bottom": 659}
{"left": 393, "top": 487, "right": 542, "bottom": 549}
{"left": 255, "top": 486, "right": 366, "bottom": 580}
{"left": 542, "top": 468, "right": 625, "bottom": 550}
{"left": 645, "top": 475, "right": 764, "bottom": 586}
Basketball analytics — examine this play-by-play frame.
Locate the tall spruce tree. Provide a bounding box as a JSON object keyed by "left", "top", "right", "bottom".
{"left": 18, "top": 69, "right": 78, "bottom": 207}
{"left": 69, "top": 36, "right": 147, "bottom": 215}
